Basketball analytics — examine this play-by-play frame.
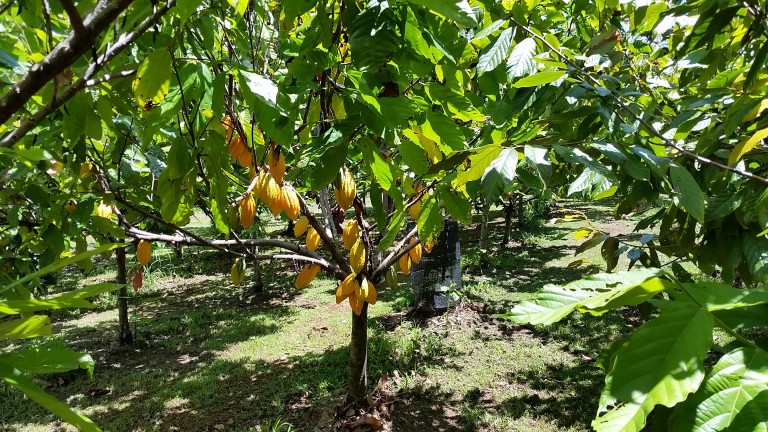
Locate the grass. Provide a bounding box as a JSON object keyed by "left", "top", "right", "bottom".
{"left": 2, "top": 201, "right": 669, "bottom": 431}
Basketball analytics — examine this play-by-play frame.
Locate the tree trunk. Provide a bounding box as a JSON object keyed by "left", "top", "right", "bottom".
{"left": 251, "top": 251, "right": 264, "bottom": 293}
{"left": 517, "top": 194, "right": 525, "bottom": 229}
{"left": 347, "top": 303, "right": 369, "bottom": 404}
{"left": 503, "top": 198, "right": 514, "bottom": 245}
{"left": 116, "top": 247, "right": 133, "bottom": 345}
{"left": 319, "top": 187, "right": 338, "bottom": 239}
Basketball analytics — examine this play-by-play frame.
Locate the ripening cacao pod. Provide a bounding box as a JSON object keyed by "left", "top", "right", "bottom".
{"left": 270, "top": 186, "right": 285, "bottom": 217}
{"left": 334, "top": 167, "right": 356, "bottom": 210}
{"left": 64, "top": 200, "right": 76, "bottom": 212}
{"left": 385, "top": 265, "right": 398, "bottom": 289}
{"left": 336, "top": 273, "right": 358, "bottom": 304}
{"left": 409, "top": 239, "right": 422, "bottom": 264}
{"left": 342, "top": 220, "right": 360, "bottom": 249}
{"left": 264, "top": 174, "right": 281, "bottom": 211}
{"left": 306, "top": 227, "right": 321, "bottom": 251}
{"left": 228, "top": 205, "right": 239, "bottom": 228}
{"left": 229, "top": 135, "right": 246, "bottom": 161}
{"left": 350, "top": 239, "right": 366, "bottom": 274}
{"left": 349, "top": 290, "right": 363, "bottom": 315}
{"left": 408, "top": 200, "right": 421, "bottom": 220}
{"left": 282, "top": 185, "right": 301, "bottom": 220}
{"left": 362, "top": 277, "right": 376, "bottom": 305}
{"left": 255, "top": 168, "right": 270, "bottom": 201}
{"left": 136, "top": 240, "right": 152, "bottom": 266}
{"left": 239, "top": 193, "right": 256, "bottom": 228}
{"left": 269, "top": 147, "right": 286, "bottom": 183}
{"left": 399, "top": 253, "right": 411, "bottom": 275}
{"left": 294, "top": 216, "right": 309, "bottom": 237}
{"left": 238, "top": 147, "right": 253, "bottom": 168}
{"left": 128, "top": 267, "right": 143, "bottom": 292}
{"left": 230, "top": 257, "right": 247, "bottom": 286}
{"left": 79, "top": 161, "right": 92, "bottom": 177}
{"left": 295, "top": 264, "right": 321, "bottom": 289}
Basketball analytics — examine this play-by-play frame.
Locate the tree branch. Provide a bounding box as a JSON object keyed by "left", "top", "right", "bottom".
{"left": 372, "top": 226, "right": 419, "bottom": 281}
{"left": 0, "top": 0, "right": 176, "bottom": 149}
{"left": 0, "top": 0, "right": 135, "bottom": 127}
{"left": 58, "top": 0, "right": 87, "bottom": 35}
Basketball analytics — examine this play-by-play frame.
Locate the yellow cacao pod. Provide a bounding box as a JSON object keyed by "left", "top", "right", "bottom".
{"left": 136, "top": 240, "right": 152, "bottom": 266}
{"left": 255, "top": 168, "right": 270, "bottom": 201}
{"left": 362, "top": 277, "right": 376, "bottom": 305}
{"left": 409, "top": 239, "right": 422, "bottom": 264}
{"left": 334, "top": 167, "right": 356, "bottom": 210}
{"left": 306, "top": 227, "right": 321, "bottom": 251}
{"left": 229, "top": 135, "right": 246, "bottom": 161}
{"left": 342, "top": 220, "right": 360, "bottom": 249}
{"left": 238, "top": 147, "right": 253, "bottom": 168}
{"left": 349, "top": 290, "right": 363, "bottom": 315}
{"left": 270, "top": 186, "right": 285, "bottom": 217}
{"left": 269, "top": 148, "right": 286, "bottom": 183}
{"left": 282, "top": 185, "right": 301, "bottom": 220}
{"left": 79, "top": 161, "right": 92, "bottom": 177}
{"left": 96, "top": 202, "right": 113, "bottom": 218}
{"left": 408, "top": 200, "right": 421, "bottom": 220}
{"left": 350, "top": 238, "right": 366, "bottom": 274}
{"left": 239, "top": 193, "right": 256, "bottom": 228}
{"left": 294, "top": 216, "right": 309, "bottom": 237}
{"left": 399, "top": 253, "right": 411, "bottom": 275}
{"left": 336, "top": 273, "right": 357, "bottom": 304}
{"left": 264, "top": 174, "right": 281, "bottom": 211}
{"left": 295, "top": 264, "right": 321, "bottom": 289}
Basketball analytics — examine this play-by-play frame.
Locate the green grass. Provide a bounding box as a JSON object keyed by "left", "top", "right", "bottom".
{"left": 2, "top": 201, "right": 678, "bottom": 431}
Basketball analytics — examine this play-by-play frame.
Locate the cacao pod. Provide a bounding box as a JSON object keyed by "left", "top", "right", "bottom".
{"left": 409, "top": 239, "right": 422, "bottom": 264}
{"left": 385, "top": 265, "right": 398, "bottom": 289}
{"left": 336, "top": 273, "right": 357, "bottom": 304}
{"left": 269, "top": 147, "right": 286, "bottom": 183}
{"left": 270, "top": 186, "right": 285, "bottom": 217}
{"left": 399, "top": 253, "right": 411, "bottom": 275}
{"left": 408, "top": 200, "right": 421, "bottom": 220}
{"left": 342, "top": 220, "right": 360, "bottom": 249}
{"left": 334, "top": 167, "right": 356, "bottom": 210}
{"left": 64, "top": 200, "right": 76, "bottom": 212}
{"left": 79, "top": 161, "right": 92, "bottom": 177}
{"left": 264, "top": 174, "right": 281, "bottom": 211}
{"left": 362, "top": 277, "right": 376, "bottom": 305}
{"left": 227, "top": 205, "right": 239, "bottom": 228}
{"left": 350, "top": 239, "right": 366, "bottom": 274}
{"left": 348, "top": 290, "right": 363, "bottom": 315}
{"left": 230, "top": 257, "right": 247, "bottom": 285}
{"left": 295, "top": 264, "right": 321, "bottom": 289}
{"left": 128, "top": 267, "right": 143, "bottom": 292}
{"left": 96, "top": 202, "right": 113, "bottom": 218}
{"left": 239, "top": 193, "right": 256, "bottom": 228}
{"left": 136, "top": 240, "right": 152, "bottom": 266}
{"left": 255, "top": 169, "right": 270, "bottom": 201}
{"left": 282, "top": 185, "right": 301, "bottom": 220}
{"left": 238, "top": 147, "right": 253, "bottom": 168}
{"left": 229, "top": 135, "right": 246, "bottom": 161}
{"left": 294, "top": 216, "right": 309, "bottom": 237}
{"left": 306, "top": 227, "right": 321, "bottom": 251}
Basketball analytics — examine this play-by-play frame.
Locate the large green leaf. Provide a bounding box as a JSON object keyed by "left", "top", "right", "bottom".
{"left": 417, "top": 195, "right": 444, "bottom": 244}
{"left": 669, "top": 163, "right": 705, "bottom": 223}
{"left": 0, "top": 349, "right": 94, "bottom": 376}
{"left": 132, "top": 48, "right": 171, "bottom": 107}
{"left": 477, "top": 27, "right": 514, "bottom": 75}
{"left": 594, "top": 301, "right": 713, "bottom": 432}
{"left": 481, "top": 148, "right": 518, "bottom": 201}
{"left": 682, "top": 281, "right": 768, "bottom": 311}
{"left": 0, "top": 283, "right": 121, "bottom": 315}
{"left": 512, "top": 71, "right": 565, "bottom": 88}
{"left": 506, "top": 38, "right": 537, "bottom": 80}
{"left": 437, "top": 186, "right": 472, "bottom": 224}
{"left": 380, "top": 210, "right": 405, "bottom": 251}
{"left": 0, "top": 362, "right": 101, "bottom": 432}
{"left": 406, "top": 0, "right": 478, "bottom": 27}
{"left": 501, "top": 269, "right": 668, "bottom": 325}
{"left": 668, "top": 348, "right": 768, "bottom": 431}
{"left": 0, "top": 315, "right": 52, "bottom": 340}
{"left": 453, "top": 144, "right": 503, "bottom": 188}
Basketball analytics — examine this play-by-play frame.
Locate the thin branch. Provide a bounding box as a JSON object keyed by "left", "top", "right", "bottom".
{"left": 510, "top": 18, "right": 768, "bottom": 186}
{"left": 372, "top": 226, "right": 419, "bottom": 281}
{"left": 84, "top": 69, "right": 136, "bottom": 87}
{"left": 58, "top": 0, "right": 86, "bottom": 35}
{"left": 0, "top": 0, "right": 177, "bottom": 149}
{"left": 0, "top": 0, "right": 136, "bottom": 127}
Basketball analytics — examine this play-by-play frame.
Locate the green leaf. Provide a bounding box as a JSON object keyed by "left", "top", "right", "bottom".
{"left": 1, "top": 243, "right": 122, "bottom": 295}
{"left": 0, "top": 316, "right": 52, "bottom": 340}
{"left": 453, "top": 144, "right": 503, "bottom": 188}
{"left": 437, "top": 186, "right": 472, "bottom": 224}
{"left": 477, "top": 27, "right": 514, "bottom": 75}
{"left": 744, "top": 40, "right": 768, "bottom": 91}
{"left": 481, "top": 148, "right": 518, "bottom": 202}
{"left": 0, "top": 349, "right": 94, "bottom": 377}
{"left": 0, "top": 283, "right": 120, "bottom": 315}
{"left": 0, "top": 362, "right": 101, "bottom": 432}
{"left": 669, "top": 347, "right": 768, "bottom": 431}
{"left": 742, "top": 234, "right": 768, "bottom": 281}
{"left": 380, "top": 210, "right": 405, "bottom": 251}
{"left": 227, "top": 0, "right": 248, "bottom": 16}
{"left": 472, "top": 19, "right": 506, "bottom": 41}
{"left": 729, "top": 127, "right": 768, "bottom": 165}
{"left": 501, "top": 269, "right": 668, "bottom": 325}
{"left": 406, "top": 0, "right": 478, "bottom": 27}
{"left": 417, "top": 195, "right": 444, "bottom": 243}
{"left": 361, "top": 137, "right": 394, "bottom": 191}
{"left": 512, "top": 71, "right": 565, "bottom": 88}
{"left": 633, "top": 3, "right": 666, "bottom": 33}
{"left": 601, "top": 236, "right": 620, "bottom": 272}
{"left": 593, "top": 302, "right": 713, "bottom": 432}
{"left": 133, "top": 48, "right": 171, "bottom": 107}
{"left": 681, "top": 281, "right": 768, "bottom": 311}
{"left": 506, "top": 38, "right": 537, "bottom": 80}
{"left": 669, "top": 163, "right": 705, "bottom": 223}
{"left": 706, "top": 193, "right": 743, "bottom": 222}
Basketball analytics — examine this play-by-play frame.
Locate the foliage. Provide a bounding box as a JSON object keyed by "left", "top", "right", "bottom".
{"left": 1, "top": 0, "right": 768, "bottom": 429}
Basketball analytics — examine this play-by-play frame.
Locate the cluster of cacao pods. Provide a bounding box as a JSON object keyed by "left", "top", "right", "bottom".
{"left": 334, "top": 167, "right": 356, "bottom": 210}
{"left": 237, "top": 146, "right": 301, "bottom": 228}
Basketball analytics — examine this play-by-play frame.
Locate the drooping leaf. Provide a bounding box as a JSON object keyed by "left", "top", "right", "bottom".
{"left": 593, "top": 301, "right": 713, "bottom": 432}
{"left": 481, "top": 148, "right": 518, "bottom": 202}
{"left": 133, "top": 49, "right": 171, "bottom": 107}
{"left": 506, "top": 38, "right": 537, "bottom": 80}
{"left": 729, "top": 127, "right": 768, "bottom": 165}
{"left": 406, "top": 0, "right": 478, "bottom": 27}
{"left": 477, "top": 27, "right": 515, "bottom": 75}
{"left": 0, "top": 349, "right": 94, "bottom": 377}
{"left": 0, "top": 316, "right": 52, "bottom": 340}
{"left": 669, "top": 162, "right": 705, "bottom": 223}
{"left": 512, "top": 71, "right": 565, "bottom": 88}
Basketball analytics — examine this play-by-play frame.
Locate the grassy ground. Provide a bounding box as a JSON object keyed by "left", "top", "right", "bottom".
{"left": 2, "top": 200, "right": 653, "bottom": 431}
